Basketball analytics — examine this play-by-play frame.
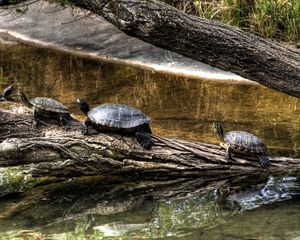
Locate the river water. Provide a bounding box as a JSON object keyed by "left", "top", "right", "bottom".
{"left": 0, "top": 43, "right": 300, "bottom": 239}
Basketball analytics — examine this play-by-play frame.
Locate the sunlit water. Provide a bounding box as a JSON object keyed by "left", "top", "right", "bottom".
{"left": 1, "top": 43, "right": 300, "bottom": 239}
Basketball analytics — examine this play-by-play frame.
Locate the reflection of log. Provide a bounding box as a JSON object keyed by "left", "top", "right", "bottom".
{"left": 0, "top": 173, "right": 269, "bottom": 221}
{"left": 1, "top": 169, "right": 297, "bottom": 240}
{"left": 69, "top": 0, "right": 300, "bottom": 98}
{"left": 1, "top": 108, "right": 299, "bottom": 179}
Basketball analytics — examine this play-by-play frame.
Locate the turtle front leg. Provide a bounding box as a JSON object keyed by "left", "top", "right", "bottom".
{"left": 258, "top": 155, "right": 270, "bottom": 169}
{"left": 60, "top": 116, "right": 71, "bottom": 130}
{"left": 225, "top": 147, "right": 233, "bottom": 161}
{"left": 135, "top": 132, "right": 153, "bottom": 149}
{"left": 82, "top": 119, "right": 92, "bottom": 135}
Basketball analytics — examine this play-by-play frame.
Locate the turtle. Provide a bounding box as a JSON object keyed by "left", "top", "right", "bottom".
{"left": 19, "top": 91, "right": 72, "bottom": 127}
{"left": 212, "top": 122, "right": 270, "bottom": 168}
{"left": 76, "top": 99, "right": 154, "bottom": 149}
{"left": 0, "top": 85, "right": 14, "bottom": 101}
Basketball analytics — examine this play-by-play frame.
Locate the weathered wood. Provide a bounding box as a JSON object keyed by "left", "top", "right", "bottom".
{"left": 68, "top": 0, "right": 300, "bottom": 98}
{"left": 0, "top": 108, "right": 299, "bottom": 179}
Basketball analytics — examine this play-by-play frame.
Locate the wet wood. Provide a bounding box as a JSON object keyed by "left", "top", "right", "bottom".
{"left": 69, "top": 0, "right": 300, "bottom": 98}
{"left": 1, "top": 108, "right": 299, "bottom": 179}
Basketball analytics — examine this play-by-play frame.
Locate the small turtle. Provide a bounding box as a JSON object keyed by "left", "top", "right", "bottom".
{"left": 76, "top": 99, "right": 154, "bottom": 149}
{"left": 0, "top": 85, "right": 14, "bottom": 101}
{"left": 212, "top": 122, "right": 270, "bottom": 168}
{"left": 19, "top": 91, "right": 72, "bottom": 127}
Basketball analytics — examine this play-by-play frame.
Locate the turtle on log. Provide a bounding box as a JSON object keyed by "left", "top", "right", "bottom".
{"left": 19, "top": 91, "right": 72, "bottom": 127}
{"left": 212, "top": 122, "right": 270, "bottom": 168}
{"left": 77, "top": 99, "right": 154, "bottom": 149}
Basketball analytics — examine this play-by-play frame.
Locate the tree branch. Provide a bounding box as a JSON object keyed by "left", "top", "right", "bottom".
{"left": 68, "top": 0, "right": 300, "bottom": 98}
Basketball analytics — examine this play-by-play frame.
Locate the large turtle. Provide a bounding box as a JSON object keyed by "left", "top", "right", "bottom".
{"left": 19, "top": 91, "right": 72, "bottom": 127}
{"left": 212, "top": 122, "right": 270, "bottom": 168}
{"left": 0, "top": 85, "right": 14, "bottom": 101}
{"left": 76, "top": 99, "right": 154, "bottom": 149}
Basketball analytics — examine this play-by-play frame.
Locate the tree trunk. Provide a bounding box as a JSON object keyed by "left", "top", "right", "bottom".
{"left": 0, "top": 108, "right": 299, "bottom": 179}
{"left": 68, "top": 0, "right": 300, "bottom": 98}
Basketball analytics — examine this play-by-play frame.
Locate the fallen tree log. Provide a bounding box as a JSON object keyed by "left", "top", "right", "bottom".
{"left": 0, "top": 107, "right": 299, "bottom": 179}
{"left": 68, "top": 0, "right": 300, "bottom": 98}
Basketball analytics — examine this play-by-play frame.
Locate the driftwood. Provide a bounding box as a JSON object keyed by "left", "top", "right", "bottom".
{"left": 0, "top": 107, "right": 299, "bottom": 180}
{"left": 67, "top": 0, "right": 300, "bottom": 98}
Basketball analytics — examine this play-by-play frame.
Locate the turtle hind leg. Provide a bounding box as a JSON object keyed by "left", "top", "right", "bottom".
{"left": 225, "top": 147, "right": 233, "bottom": 161}
{"left": 135, "top": 132, "right": 153, "bottom": 149}
{"left": 258, "top": 155, "right": 270, "bottom": 168}
{"left": 32, "top": 107, "right": 39, "bottom": 128}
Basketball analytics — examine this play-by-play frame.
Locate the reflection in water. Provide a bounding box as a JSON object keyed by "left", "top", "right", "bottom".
{"left": 227, "top": 174, "right": 300, "bottom": 212}
{"left": 196, "top": 197, "right": 300, "bottom": 240}
{"left": 0, "top": 172, "right": 299, "bottom": 239}
{"left": 0, "top": 43, "right": 300, "bottom": 156}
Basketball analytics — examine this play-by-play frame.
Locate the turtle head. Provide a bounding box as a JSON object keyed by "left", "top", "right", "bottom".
{"left": 212, "top": 122, "right": 225, "bottom": 140}
{"left": 76, "top": 98, "right": 90, "bottom": 116}
{"left": 18, "top": 91, "right": 33, "bottom": 108}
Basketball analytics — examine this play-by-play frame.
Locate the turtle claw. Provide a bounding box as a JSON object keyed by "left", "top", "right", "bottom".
{"left": 136, "top": 132, "right": 153, "bottom": 149}
{"left": 142, "top": 141, "right": 154, "bottom": 150}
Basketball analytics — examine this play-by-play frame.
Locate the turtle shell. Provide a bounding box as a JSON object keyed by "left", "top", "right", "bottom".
{"left": 88, "top": 104, "right": 150, "bottom": 129}
{"left": 30, "top": 97, "right": 70, "bottom": 114}
{"left": 224, "top": 131, "right": 268, "bottom": 154}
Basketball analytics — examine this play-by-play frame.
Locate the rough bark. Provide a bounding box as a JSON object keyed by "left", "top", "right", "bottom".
{"left": 1, "top": 108, "right": 299, "bottom": 179}
{"left": 68, "top": 0, "right": 300, "bottom": 98}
